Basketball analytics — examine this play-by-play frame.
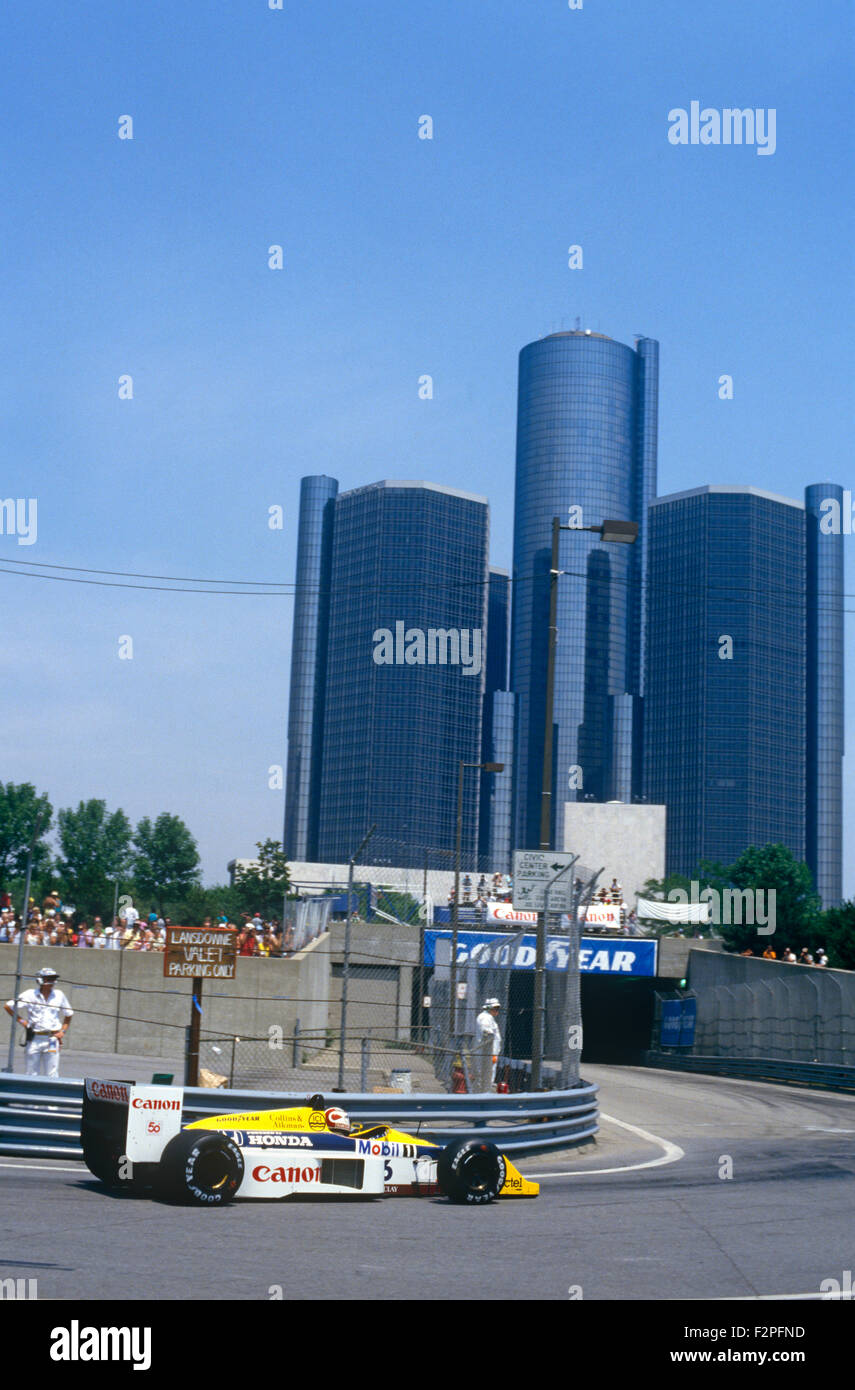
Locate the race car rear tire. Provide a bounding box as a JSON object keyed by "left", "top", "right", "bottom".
{"left": 157, "top": 1131, "right": 244, "bottom": 1206}
{"left": 437, "top": 1138, "right": 506, "bottom": 1205}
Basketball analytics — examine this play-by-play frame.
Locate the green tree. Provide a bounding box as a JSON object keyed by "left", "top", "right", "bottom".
{"left": 233, "top": 839, "right": 291, "bottom": 918}
{"left": 0, "top": 782, "right": 53, "bottom": 892}
{"left": 161, "top": 882, "right": 247, "bottom": 926}
{"left": 56, "top": 800, "right": 133, "bottom": 916}
{"left": 722, "top": 844, "right": 821, "bottom": 953}
{"left": 133, "top": 813, "right": 201, "bottom": 913}
{"left": 813, "top": 901, "right": 855, "bottom": 971}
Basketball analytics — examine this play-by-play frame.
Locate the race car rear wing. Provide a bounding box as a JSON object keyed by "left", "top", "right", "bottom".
{"left": 82, "top": 1079, "right": 185, "bottom": 1164}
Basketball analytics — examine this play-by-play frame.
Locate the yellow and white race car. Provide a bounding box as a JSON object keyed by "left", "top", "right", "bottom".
{"left": 80, "top": 1080, "right": 539, "bottom": 1207}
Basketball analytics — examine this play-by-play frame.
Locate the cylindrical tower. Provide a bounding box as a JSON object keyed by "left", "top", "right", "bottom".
{"left": 511, "top": 330, "right": 658, "bottom": 850}
{"left": 284, "top": 474, "right": 338, "bottom": 860}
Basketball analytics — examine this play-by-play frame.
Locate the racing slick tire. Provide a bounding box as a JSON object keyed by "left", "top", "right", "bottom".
{"left": 157, "top": 1130, "right": 244, "bottom": 1206}
{"left": 437, "top": 1138, "right": 506, "bottom": 1205}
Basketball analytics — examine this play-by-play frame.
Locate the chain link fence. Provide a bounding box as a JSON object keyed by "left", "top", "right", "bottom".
{"left": 188, "top": 857, "right": 600, "bottom": 1094}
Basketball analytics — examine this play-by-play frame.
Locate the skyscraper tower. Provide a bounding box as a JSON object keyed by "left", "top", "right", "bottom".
{"left": 284, "top": 475, "right": 338, "bottom": 861}
{"left": 510, "top": 330, "right": 659, "bottom": 851}
{"left": 805, "top": 484, "right": 845, "bottom": 906}
{"left": 284, "top": 477, "right": 496, "bottom": 870}
{"left": 645, "top": 483, "right": 844, "bottom": 906}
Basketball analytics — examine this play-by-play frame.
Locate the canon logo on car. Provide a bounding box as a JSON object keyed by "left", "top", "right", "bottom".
{"left": 252, "top": 1164, "right": 320, "bottom": 1184}
{"left": 131, "top": 1097, "right": 181, "bottom": 1111}
{"left": 85, "top": 1080, "right": 130, "bottom": 1104}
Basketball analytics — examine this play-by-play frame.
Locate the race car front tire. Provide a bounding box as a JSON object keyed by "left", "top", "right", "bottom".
{"left": 437, "top": 1138, "right": 506, "bottom": 1204}
{"left": 157, "top": 1130, "right": 244, "bottom": 1205}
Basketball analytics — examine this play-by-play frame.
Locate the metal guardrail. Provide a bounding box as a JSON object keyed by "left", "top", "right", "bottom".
{"left": 647, "top": 1051, "right": 855, "bottom": 1095}
{"left": 0, "top": 1073, "right": 599, "bottom": 1161}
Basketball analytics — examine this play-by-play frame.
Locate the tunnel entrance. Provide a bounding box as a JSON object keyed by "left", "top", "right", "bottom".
{"left": 580, "top": 975, "right": 660, "bottom": 1063}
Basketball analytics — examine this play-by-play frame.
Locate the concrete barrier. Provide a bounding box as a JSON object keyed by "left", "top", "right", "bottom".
{"left": 0, "top": 937, "right": 330, "bottom": 1060}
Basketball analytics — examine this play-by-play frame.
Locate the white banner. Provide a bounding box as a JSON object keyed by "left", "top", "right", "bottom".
{"left": 636, "top": 898, "right": 711, "bottom": 924}
{"left": 486, "top": 902, "right": 540, "bottom": 924}
{"left": 578, "top": 904, "right": 622, "bottom": 927}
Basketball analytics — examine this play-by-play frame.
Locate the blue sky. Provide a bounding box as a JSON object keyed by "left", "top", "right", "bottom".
{"left": 1, "top": 0, "right": 852, "bottom": 894}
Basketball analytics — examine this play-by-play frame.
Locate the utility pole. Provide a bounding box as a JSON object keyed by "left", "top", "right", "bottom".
{"left": 337, "top": 824, "right": 375, "bottom": 1091}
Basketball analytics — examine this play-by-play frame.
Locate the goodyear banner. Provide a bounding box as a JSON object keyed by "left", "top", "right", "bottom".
{"left": 424, "top": 929, "right": 657, "bottom": 977}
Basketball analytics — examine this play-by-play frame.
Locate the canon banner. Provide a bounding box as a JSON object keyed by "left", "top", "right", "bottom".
{"left": 424, "top": 930, "right": 658, "bottom": 976}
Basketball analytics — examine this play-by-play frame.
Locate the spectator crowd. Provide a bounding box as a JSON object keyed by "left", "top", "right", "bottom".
{"left": 0, "top": 891, "right": 299, "bottom": 958}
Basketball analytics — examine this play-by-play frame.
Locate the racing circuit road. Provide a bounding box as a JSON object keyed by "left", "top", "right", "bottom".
{"left": 3, "top": 1065, "right": 855, "bottom": 1301}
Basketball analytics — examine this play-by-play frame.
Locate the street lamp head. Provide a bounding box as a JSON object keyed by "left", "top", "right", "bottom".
{"left": 599, "top": 519, "right": 638, "bottom": 544}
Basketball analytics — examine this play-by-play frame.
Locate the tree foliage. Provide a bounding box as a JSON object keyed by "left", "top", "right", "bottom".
{"left": 0, "top": 782, "right": 53, "bottom": 890}
{"left": 233, "top": 839, "right": 291, "bottom": 918}
{"left": 133, "top": 813, "right": 201, "bottom": 912}
{"left": 56, "top": 800, "right": 133, "bottom": 916}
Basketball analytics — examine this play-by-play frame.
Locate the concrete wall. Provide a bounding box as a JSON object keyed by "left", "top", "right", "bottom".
{"left": 687, "top": 949, "right": 855, "bottom": 1064}
{"left": 0, "top": 937, "right": 330, "bottom": 1059}
{"left": 562, "top": 802, "right": 666, "bottom": 903}
{"left": 327, "top": 920, "right": 421, "bottom": 1039}
{"left": 658, "top": 935, "right": 722, "bottom": 980}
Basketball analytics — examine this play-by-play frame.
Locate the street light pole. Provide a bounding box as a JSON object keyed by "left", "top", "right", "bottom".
{"left": 337, "top": 822, "right": 376, "bottom": 1091}
{"left": 533, "top": 516, "right": 638, "bottom": 1091}
{"left": 450, "top": 761, "right": 504, "bottom": 1041}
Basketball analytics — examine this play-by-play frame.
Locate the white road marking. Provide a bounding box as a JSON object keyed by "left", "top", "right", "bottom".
{"left": 527, "top": 1112, "right": 684, "bottom": 1178}
{"left": 714, "top": 1291, "right": 853, "bottom": 1301}
{"left": 0, "top": 1160, "right": 86, "bottom": 1173}
{"left": 804, "top": 1126, "right": 855, "bottom": 1134}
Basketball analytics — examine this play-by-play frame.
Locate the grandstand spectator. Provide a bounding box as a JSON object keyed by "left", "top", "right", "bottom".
{"left": 798, "top": 947, "right": 814, "bottom": 965}
{"left": 762, "top": 946, "right": 777, "bottom": 960}
{"left": 237, "top": 927, "right": 257, "bottom": 957}
{"left": 76, "top": 920, "right": 94, "bottom": 948}
{"left": 816, "top": 948, "right": 829, "bottom": 967}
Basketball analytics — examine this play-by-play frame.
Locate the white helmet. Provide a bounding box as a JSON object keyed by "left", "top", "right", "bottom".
{"left": 324, "top": 1106, "right": 351, "bottom": 1135}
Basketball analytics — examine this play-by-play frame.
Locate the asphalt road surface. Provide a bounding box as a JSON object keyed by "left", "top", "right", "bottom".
{"left": 3, "top": 1064, "right": 855, "bottom": 1301}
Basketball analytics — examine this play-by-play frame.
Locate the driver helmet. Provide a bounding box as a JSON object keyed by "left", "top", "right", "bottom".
{"left": 324, "top": 1106, "right": 351, "bottom": 1135}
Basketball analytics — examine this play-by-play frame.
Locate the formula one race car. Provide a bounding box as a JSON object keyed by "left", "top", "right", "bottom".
{"left": 80, "top": 1079, "right": 539, "bottom": 1206}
